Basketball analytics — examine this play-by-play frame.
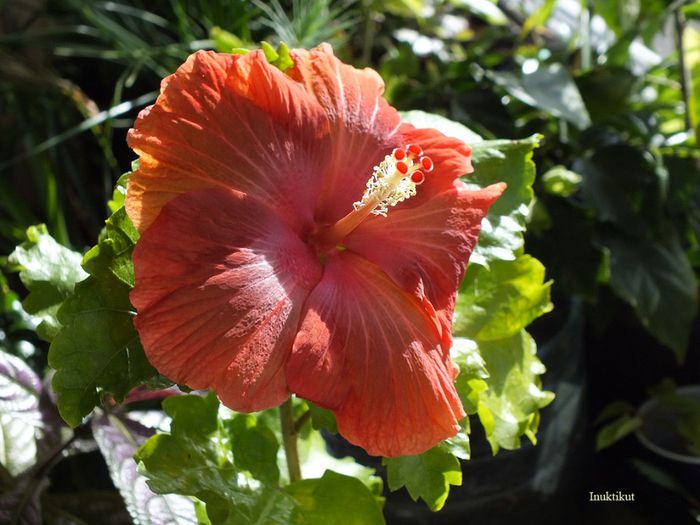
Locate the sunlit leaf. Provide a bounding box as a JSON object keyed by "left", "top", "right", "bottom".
{"left": 468, "top": 136, "right": 539, "bottom": 267}
{"left": 541, "top": 166, "right": 582, "bottom": 197}
{"left": 521, "top": 0, "right": 557, "bottom": 37}
{"left": 450, "top": 0, "right": 508, "bottom": 26}
{"left": 49, "top": 206, "right": 155, "bottom": 427}
{"left": 8, "top": 225, "right": 87, "bottom": 341}
{"left": 455, "top": 255, "right": 553, "bottom": 341}
{"left": 286, "top": 470, "right": 385, "bottom": 525}
{"left": 383, "top": 445, "right": 461, "bottom": 512}
{"left": 399, "top": 110, "right": 483, "bottom": 145}
{"left": 209, "top": 26, "right": 247, "bottom": 53}
{"left": 136, "top": 394, "right": 385, "bottom": 525}
{"left": 454, "top": 332, "right": 554, "bottom": 454}
{"left": 228, "top": 414, "right": 280, "bottom": 486}
{"left": 684, "top": 26, "right": 700, "bottom": 138}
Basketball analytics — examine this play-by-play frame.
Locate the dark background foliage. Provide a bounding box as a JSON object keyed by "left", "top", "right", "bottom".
{"left": 0, "top": 0, "right": 698, "bottom": 523}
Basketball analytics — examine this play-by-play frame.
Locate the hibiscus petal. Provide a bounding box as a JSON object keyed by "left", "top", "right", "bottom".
{"left": 289, "top": 44, "right": 403, "bottom": 224}
{"left": 288, "top": 252, "right": 464, "bottom": 457}
{"left": 126, "top": 50, "right": 331, "bottom": 232}
{"left": 395, "top": 123, "right": 476, "bottom": 208}
{"left": 344, "top": 179, "right": 505, "bottom": 352}
{"left": 131, "top": 188, "right": 322, "bottom": 412}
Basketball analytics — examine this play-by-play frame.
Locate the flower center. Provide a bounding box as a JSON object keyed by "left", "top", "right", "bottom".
{"left": 312, "top": 144, "right": 434, "bottom": 253}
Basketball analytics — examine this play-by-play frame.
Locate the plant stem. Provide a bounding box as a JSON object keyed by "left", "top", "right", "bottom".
{"left": 280, "top": 397, "right": 302, "bottom": 483}
{"left": 580, "top": 3, "right": 591, "bottom": 72}
{"left": 675, "top": 8, "right": 692, "bottom": 132}
{"left": 361, "top": 0, "right": 374, "bottom": 65}
{"left": 294, "top": 409, "right": 311, "bottom": 434}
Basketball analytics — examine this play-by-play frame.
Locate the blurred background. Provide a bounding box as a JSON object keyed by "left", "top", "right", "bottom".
{"left": 1, "top": 0, "right": 699, "bottom": 523}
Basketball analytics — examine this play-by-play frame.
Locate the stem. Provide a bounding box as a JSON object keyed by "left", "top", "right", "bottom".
{"left": 13, "top": 434, "right": 77, "bottom": 524}
{"left": 361, "top": 0, "right": 375, "bottom": 65}
{"left": 675, "top": 8, "right": 692, "bottom": 132}
{"left": 580, "top": 3, "right": 591, "bottom": 72}
{"left": 280, "top": 398, "right": 302, "bottom": 483}
{"left": 294, "top": 409, "right": 311, "bottom": 434}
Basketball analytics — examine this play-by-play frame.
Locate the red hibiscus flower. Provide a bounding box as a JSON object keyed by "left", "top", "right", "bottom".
{"left": 126, "top": 44, "right": 504, "bottom": 457}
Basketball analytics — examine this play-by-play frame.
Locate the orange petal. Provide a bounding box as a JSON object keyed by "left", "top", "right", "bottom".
{"left": 131, "top": 188, "right": 322, "bottom": 412}
{"left": 345, "top": 180, "right": 505, "bottom": 353}
{"left": 288, "top": 252, "right": 464, "bottom": 457}
{"left": 126, "top": 50, "right": 331, "bottom": 232}
{"left": 289, "top": 44, "right": 403, "bottom": 224}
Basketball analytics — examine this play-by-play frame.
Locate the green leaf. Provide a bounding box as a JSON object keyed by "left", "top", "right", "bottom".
{"left": 383, "top": 445, "right": 461, "bottom": 512}
{"left": 541, "top": 166, "right": 582, "bottom": 198}
{"left": 286, "top": 470, "right": 385, "bottom": 525}
{"left": 399, "top": 110, "right": 483, "bottom": 145}
{"left": 442, "top": 420, "right": 471, "bottom": 461}
{"left": 137, "top": 394, "right": 385, "bottom": 525}
{"left": 684, "top": 2, "right": 700, "bottom": 22}
{"left": 449, "top": 0, "right": 508, "bottom": 26}
{"left": 488, "top": 63, "right": 591, "bottom": 129}
{"left": 684, "top": 26, "right": 700, "bottom": 138}
{"left": 8, "top": 225, "right": 87, "bottom": 340}
{"left": 307, "top": 403, "right": 338, "bottom": 434}
{"left": 601, "top": 231, "right": 698, "bottom": 361}
{"left": 135, "top": 393, "right": 252, "bottom": 523}
{"left": 452, "top": 337, "right": 489, "bottom": 415}
{"left": 107, "top": 172, "right": 130, "bottom": 214}
{"left": 454, "top": 254, "right": 553, "bottom": 341}
{"left": 49, "top": 206, "right": 155, "bottom": 427}
{"left": 228, "top": 414, "right": 280, "bottom": 486}
{"left": 261, "top": 41, "right": 294, "bottom": 72}
{"left": 209, "top": 26, "right": 247, "bottom": 53}
{"left": 595, "top": 415, "right": 642, "bottom": 451}
{"left": 298, "top": 423, "right": 383, "bottom": 498}
{"left": 576, "top": 145, "right": 661, "bottom": 237}
{"left": 576, "top": 67, "right": 636, "bottom": 123}
{"left": 83, "top": 207, "right": 140, "bottom": 287}
{"left": 521, "top": 0, "right": 557, "bottom": 37}
{"left": 470, "top": 331, "right": 554, "bottom": 454}
{"left": 678, "top": 411, "right": 700, "bottom": 457}
{"left": 527, "top": 199, "right": 602, "bottom": 298}
{"left": 468, "top": 136, "right": 540, "bottom": 267}
{"left": 376, "top": 0, "right": 425, "bottom": 17}
{"left": 594, "top": 400, "right": 637, "bottom": 426}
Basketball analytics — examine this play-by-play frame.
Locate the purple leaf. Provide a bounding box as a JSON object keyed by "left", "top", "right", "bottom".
{"left": 0, "top": 349, "right": 42, "bottom": 476}
{"left": 91, "top": 413, "right": 197, "bottom": 525}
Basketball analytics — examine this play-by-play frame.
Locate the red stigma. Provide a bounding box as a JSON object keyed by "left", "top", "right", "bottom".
{"left": 407, "top": 144, "right": 423, "bottom": 157}
{"left": 420, "top": 156, "right": 434, "bottom": 172}
{"left": 396, "top": 161, "right": 409, "bottom": 174}
{"left": 411, "top": 171, "right": 425, "bottom": 185}
{"left": 393, "top": 148, "right": 407, "bottom": 160}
